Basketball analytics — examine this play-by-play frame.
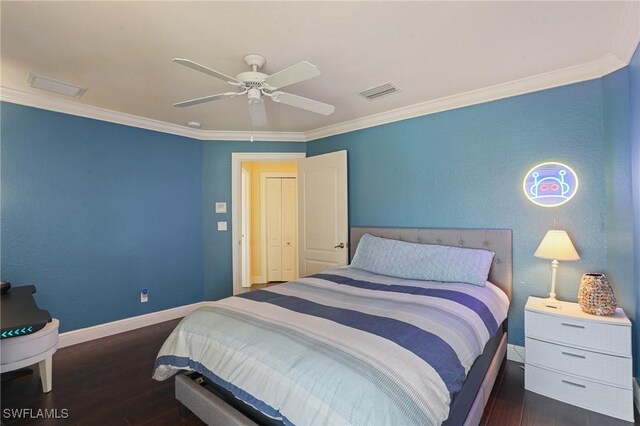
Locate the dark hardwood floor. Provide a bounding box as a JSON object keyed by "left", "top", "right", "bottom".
{"left": 1, "top": 319, "right": 200, "bottom": 426}
{"left": 1, "top": 319, "right": 638, "bottom": 425}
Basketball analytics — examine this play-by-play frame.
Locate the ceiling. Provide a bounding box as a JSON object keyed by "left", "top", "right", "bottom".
{"left": 1, "top": 1, "right": 639, "bottom": 140}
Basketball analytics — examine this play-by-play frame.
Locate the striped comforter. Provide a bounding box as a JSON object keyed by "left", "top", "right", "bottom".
{"left": 153, "top": 267, "right": 509, "bottom": 425}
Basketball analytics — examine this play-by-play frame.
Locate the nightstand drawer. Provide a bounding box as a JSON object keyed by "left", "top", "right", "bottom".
{"left": 525, "top": 310, "right": 631, "bottom": 356}
{"left": 525, "top": 364, "right": 634, "bottom": 422}
{"left": 525, "top": 337, "right": 632, "bottom": 387}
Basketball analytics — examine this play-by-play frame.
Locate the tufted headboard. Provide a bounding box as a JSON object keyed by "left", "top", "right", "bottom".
{"left": 350, "top": 227, "right": 512, "bottom": 300}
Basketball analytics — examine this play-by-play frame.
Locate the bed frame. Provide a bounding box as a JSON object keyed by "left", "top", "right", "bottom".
{"left": 175, "top": 227, "right": 513, "bottom": 426}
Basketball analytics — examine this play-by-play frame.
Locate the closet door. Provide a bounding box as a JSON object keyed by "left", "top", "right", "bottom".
{"left": 281, "top": 178, "right": 297, "bottom": 281}
{"left": 266, "top": 178, "right": 283, "bottom": 282}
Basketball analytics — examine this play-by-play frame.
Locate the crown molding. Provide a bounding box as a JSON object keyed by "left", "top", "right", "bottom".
{"left": 611, "top": 0, "right": 640, "bottom": 64}
{"left": 306, "top": 52, "right": 629, "bottom": 141}
{"left": 3, "top": 34, "right": 638, "bottom": 144}
{"left": 0, "top": 87, "right": 306, "bottom": 142}
{"left": 198, "top": 130, "right": 305, "bottom": 142}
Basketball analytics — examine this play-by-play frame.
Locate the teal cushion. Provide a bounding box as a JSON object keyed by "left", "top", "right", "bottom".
{"left": 350, "top": 233, "right": 495, "bottom": 286}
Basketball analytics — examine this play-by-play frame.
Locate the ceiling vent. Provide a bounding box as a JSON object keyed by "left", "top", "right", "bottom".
{"left": 359, "top": 83, "right": 399, "bottom": 100}
{"left": 26, "top": 73, "right": 87, "bottom": 97}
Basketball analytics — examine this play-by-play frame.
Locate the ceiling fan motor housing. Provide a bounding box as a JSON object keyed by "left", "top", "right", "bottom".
{"left": 236, "top": 71, "right": 268, "bottom": 86}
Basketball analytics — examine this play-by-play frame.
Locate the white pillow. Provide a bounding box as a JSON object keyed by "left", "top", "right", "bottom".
{"left": 350, "top": 233, "right": 495, "bottom": 286}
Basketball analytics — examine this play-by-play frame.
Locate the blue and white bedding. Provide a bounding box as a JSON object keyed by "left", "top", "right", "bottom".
{"left": 153, "top": 267, "right": 509, "bottom": 425}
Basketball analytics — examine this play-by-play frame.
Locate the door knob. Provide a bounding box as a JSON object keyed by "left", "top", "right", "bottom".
{"left": 334, "top": 242, "right": 345, "bottom": 249}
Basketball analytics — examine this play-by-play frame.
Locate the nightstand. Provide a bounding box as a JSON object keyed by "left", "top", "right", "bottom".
{"left": 524, "top": 296, "right": 633, "bottom": 422}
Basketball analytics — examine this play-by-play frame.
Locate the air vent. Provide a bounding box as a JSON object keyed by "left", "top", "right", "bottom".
{"left": 359, "top": 83, "right": 399, "bottom": 100}
{"left": 26, "top": 73, "right": 87, "bottom": 98}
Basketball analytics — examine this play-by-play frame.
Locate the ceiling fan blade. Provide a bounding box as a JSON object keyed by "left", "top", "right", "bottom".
{"left": 271, "top": 92, "right": 335, "bottom": 115}
{"left": 263, "top": 61, "right": 321, "bottom": 90}
{"left": 173, "top": 92, "right": 238, "bottom": 107}
{"left": 249, "top": 99, "right": 267, "bottom": 126}
{"left": 173, "top": 58, "right": 240, "bottom": 86}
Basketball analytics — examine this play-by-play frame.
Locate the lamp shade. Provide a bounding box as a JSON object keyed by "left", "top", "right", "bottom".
{"left": 534, "top": 230, "right": 580, "bottom": 261}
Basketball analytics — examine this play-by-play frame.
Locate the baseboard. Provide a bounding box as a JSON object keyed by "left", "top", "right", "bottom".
{"left": 634, "top": 378, "right": 640, "bottom": 417}
{"left": 507, "top": 343, "right": 525, "bottom": 363}
{"left": 251, "top": 276, "right": 265, "bottom": 285}
{"left": 58, "top": 302, "right": 207, "bottom": 348}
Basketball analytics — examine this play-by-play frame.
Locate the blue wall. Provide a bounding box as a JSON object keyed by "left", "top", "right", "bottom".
{"left": 307, "top": 80, "right": 609, "bottom": 346}
{"left": 603, "top": 67, "right": 635, "bottom": 322}
{"left": 600, "top": 43, "right": 640, "bottom": 378}
{"left": 1, "top": 103, "right": 204, "bottom": 332}
{"left": 629, "top": 44, "right": 640, "bottom": 379}
{"left": 202, "top": 141, "right": 305, "bottom": 300}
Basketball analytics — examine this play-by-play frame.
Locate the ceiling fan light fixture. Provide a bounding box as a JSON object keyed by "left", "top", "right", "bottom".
{"left": 247, "top": 87, "right": 262, "bottom": 102}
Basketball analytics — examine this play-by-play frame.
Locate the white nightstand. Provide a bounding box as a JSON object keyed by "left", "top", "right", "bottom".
{"left": 524, "top": 296, "right": 633, "bottom": 422}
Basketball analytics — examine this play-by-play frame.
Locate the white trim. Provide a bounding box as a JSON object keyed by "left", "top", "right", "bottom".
{"left": 58, "top": 302, "right": 207, "bottom": 348}
{"left": 305, "top": 53, "right": 628, "bottom": 141}
{"left": 611, "top": 1, "right": 640, "bottom": 64}
{"left": 0, "top": 86, "right": 306, "bottom": 142}
{"left": 634, "top": 378, "right": 640, "bottom": 418}
{"left": 2, "top": 40, "right": 638, "bottom": 143}
{"left": 260, "top": 171, "right": 298, "bottom": 283}
{"left": 507, "top": 343, "right": 526, "bottom": 363}
{"left": 241, "top": 167, "right": 251, "bottom": 288}
{"left": 231, "top": 152, "right": 306, "bottom": 296}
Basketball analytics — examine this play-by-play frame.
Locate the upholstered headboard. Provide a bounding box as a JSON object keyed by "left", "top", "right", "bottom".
{"left": 350, "top": 227, "right": 512, "bottom": 300}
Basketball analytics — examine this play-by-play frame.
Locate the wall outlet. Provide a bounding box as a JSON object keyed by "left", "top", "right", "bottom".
{"left": 140, "top": 289, "right": 149, "bottom": 303}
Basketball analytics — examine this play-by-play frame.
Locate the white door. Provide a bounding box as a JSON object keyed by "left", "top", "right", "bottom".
{"left": 298, "top": 150, "right": 348, "bottom": 277}
{"left": 281, "top": 178, "right": 297, "bottom": 281}
{"left": 266, "top": 177, "right": 298, "bottom": 282}
{"left": 266, "top": 178, "right": 283, "bottom": 282}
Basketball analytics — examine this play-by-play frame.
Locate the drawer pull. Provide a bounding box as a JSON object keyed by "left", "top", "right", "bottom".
{"left": 561, "top": 322, "right": 585, "bottom": 329}
{"left": 562, "top": 379, "right": 586, "bottom": 388}
{"left": 561, "top": 351, "right": 586, "bottom": 359}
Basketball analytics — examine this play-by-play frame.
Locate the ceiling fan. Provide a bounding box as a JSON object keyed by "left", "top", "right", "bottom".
{"left": 172, "top": 54, "right": 335, "bottom": 126}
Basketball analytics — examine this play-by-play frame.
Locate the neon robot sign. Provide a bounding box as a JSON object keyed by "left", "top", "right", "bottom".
{"left": 523, "top": 162, "right": 578, "bottom": 207}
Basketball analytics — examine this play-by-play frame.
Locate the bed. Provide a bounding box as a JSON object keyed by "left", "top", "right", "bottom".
{"left": 153, "top": 227, "right": 512, "bottom": 425}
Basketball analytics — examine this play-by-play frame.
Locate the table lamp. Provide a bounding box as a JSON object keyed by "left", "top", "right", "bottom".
{"left": 534, "top": 230, "right": 580, "bottom": 300}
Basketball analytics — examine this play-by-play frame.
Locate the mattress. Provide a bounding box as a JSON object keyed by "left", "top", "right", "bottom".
{"left": 153, "top": 267, "right": 509, "bottom": 425}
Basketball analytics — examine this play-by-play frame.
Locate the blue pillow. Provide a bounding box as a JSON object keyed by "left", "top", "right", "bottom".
{"left": 350, "top": 233, "right": 495, "bottom": 286}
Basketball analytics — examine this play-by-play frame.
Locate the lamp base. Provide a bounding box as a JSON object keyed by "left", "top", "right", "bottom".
{"left": 543, "top": 297, "right": 562, "bottom": 310}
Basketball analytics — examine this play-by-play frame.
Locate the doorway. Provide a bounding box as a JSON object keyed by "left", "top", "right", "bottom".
{"left": 231, "top": 151, "right": 347, "bottom": 296}
{"left": 242, "top": 162, "right": 298, "bottom": 286}
{"left": 232, "top": 153, "right": 303, "bottom": 295}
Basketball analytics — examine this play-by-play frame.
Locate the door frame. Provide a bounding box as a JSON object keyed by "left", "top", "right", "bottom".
{"left": 231, "top": 152, "right": 305, "bottom": 295}
{"left": 241, "top": 166, "right": 251, "bottom": 288}
{"left": 261, "top": 171, "right": 298, "bottom": 283}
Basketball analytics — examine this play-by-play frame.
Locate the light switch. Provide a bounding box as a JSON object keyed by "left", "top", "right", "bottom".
{"left": 217, "top": 221, "right": 227, "bottom": 231}
{"left": 215, "top": 202, "right": 227, "bottom": 214}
